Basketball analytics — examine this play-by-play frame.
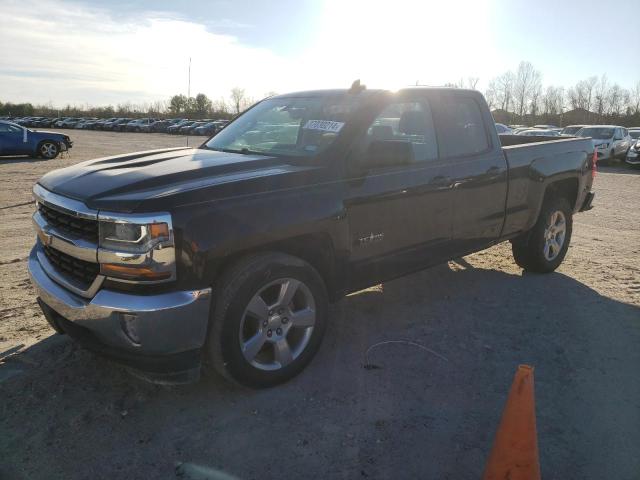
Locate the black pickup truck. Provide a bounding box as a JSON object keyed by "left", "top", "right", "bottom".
{"left": 28, "top": 87, "right": 595, "bottom": 387}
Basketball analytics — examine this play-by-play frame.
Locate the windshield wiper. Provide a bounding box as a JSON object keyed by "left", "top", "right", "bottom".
{"left": 221, "top": 147, "right": 264, "bottom": 155}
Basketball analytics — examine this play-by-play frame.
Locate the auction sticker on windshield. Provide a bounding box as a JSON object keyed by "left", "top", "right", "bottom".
{"left": 303, "top": 120, "right": 345, "bottom": 133}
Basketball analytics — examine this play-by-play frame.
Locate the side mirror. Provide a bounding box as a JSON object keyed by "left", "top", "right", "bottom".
{"left": 360, "top": 140, "right": 414, "bottom": 170}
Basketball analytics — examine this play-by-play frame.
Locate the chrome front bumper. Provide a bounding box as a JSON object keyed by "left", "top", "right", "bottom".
{"left": 28, "top": 245, "right": 212, "bottom": 357}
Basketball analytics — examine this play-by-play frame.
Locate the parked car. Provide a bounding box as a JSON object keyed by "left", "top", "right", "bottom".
{"left": 560, "top": 125, "right": 586, "bottom": 136}
{"left": 58, "top": 117, "right": 83, "bottom": 129}
{"left": 105, "top": 118, "right": 133, "bottom": 131}
{"left": 533, "top": 124, "right": 558, "bottom": 129}
{"left": 193, "top": 121, "right": 220, "bottom": 136}
{"left": 28, "top": 86, "right": 596, "bottom": 387}
{"left": 75, "top": 118, "right": 98, "bottom": 129}
{"left": 494, "top": 123, "right": 512, "bottom": 135}
{"left": 576, "top": 125, "right": 632, "bottom": 161}
{"left": 180, "top": 121, "right": 207, "bottom": 135}
{"left": 517, "top": 129, "right": 560, "bottom": 137}
{"left": 124, "top": 118, "right": 158, "bottom": 132}
{"left": 0, "top": 120, "right": 72, "bottom": 159}
{"left": 625, "top": 129, "right": 640, "bottom": 167}
{"left": 167, "top": 120, "right": 195, "bottom": 134}
{"left": 92, "top": 118, "right": 117, "bottom": 130}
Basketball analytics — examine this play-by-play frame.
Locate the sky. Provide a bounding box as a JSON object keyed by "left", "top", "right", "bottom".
{"left": 0, "top": 0, "right": 638, "bottom": 107}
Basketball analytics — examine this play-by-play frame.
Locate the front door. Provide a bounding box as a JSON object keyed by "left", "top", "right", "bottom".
{"left": 0, "top": 123, "right": 26, "bottom": 155}
{"left": 344, "top": 94, "right": 456, "bottom": 290}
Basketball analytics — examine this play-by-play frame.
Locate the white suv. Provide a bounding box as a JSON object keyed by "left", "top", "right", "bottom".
{"left": 576, "top": 125, "right": 632, "bottom": 161}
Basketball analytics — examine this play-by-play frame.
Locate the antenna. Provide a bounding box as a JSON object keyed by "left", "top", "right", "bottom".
{"left": 349, "top": 79, "right": 366, "bottom": 93}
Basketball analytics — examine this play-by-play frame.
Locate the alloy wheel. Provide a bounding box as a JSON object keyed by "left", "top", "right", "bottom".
{"left": 239, "top": 278, "right": 316, "bottom": 371}
{"left": 40, "top": 142, "right": 58, "bottom": 159}
{"left": 543, "top": 210, "right": 566, "bottom": 261}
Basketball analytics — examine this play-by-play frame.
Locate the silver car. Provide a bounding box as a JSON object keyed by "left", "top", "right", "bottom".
{"left": 576, "top": 125, "right": 632, "bottom": 161}
{"left": 517, "top": 129, "right": 560, "bottom": 137}
{"left": 625, "top": 129, "right": 640, "bottom": 166}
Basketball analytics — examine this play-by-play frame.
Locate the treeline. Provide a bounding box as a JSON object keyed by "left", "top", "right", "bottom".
{"left": 481, "top": 61, "right": 640, "bottom": 126}
{"left": 3, "top": 66, "right": 640, "bottom": 126}
{"left": 0, "top": 88, "right": 258, "bottom": 119}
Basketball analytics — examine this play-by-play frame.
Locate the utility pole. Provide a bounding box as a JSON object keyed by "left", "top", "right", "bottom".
{"left": 187, "top": 57, "right": 191, "bottom": 147}
{"left": 188, "top": 57, "right": 191, "bottom": 99}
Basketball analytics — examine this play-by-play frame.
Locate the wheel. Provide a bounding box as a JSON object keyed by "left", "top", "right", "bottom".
{"left": 207, "top": 253, "right": 328, "bottom": 388}
{"left": 38, "top": 141, "right": 59, "bottom": 159}
{"left": 511, "top": 196, "right": 572, "bottom": 273}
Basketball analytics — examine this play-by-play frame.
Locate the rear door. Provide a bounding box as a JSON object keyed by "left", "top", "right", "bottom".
{"left": 431, "top": 92, "right": 508, "bottom": 254}
{"left": 344, "top": 92, "right": 456, "bottom": 289}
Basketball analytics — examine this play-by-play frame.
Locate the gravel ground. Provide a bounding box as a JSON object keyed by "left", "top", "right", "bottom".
{"left": 1, "top": 130, "right": 639, "bottom": 479}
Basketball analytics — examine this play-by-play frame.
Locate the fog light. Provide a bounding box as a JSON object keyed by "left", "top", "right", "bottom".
{"left": 120, "top": 313, "right": 141, "bottom": 345}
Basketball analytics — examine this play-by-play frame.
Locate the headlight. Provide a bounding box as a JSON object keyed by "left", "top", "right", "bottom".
{"left": 99, "top": 221, "right": 169, "bottom": 253}
{"left": 97, "top": 212, "right": 176, "bottom": 283}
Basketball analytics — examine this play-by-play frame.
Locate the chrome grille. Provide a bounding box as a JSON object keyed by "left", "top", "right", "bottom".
{"left": 42, "top": 244, "right": 100, "bottom": 287}
{"left": 38, "top": 202, "right": 99, "bottom": 243}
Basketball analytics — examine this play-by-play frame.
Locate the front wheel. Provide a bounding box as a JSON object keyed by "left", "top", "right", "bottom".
{"left": 511, "top": 196, "right": 573, "bottom": 273}
{"left": 39, "top": 141, "right": 59, "bottom": 159}
{"left": 207, "top": 253, "right": 328, "bottom": 388}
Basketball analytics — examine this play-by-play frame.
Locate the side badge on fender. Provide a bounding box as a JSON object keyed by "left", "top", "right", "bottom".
{"left": 357, "top": 232, "right": 384, "bottom": 247}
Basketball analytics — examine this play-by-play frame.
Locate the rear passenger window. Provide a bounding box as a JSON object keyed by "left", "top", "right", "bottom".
{"left": 437, "top": 97, "right": 489, "bottom": 157}
{"left": 364, "top": 101, "right": 438, "bottom": 162}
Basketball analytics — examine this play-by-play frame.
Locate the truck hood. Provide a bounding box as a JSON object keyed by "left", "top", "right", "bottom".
{"left": 38, "top": 147, "right": 322, "bottom": 212}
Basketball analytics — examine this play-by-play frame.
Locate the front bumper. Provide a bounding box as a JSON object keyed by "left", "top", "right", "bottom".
{"left": 626, "top": 149, "right": 640, "bottom": 165}
{"left": 28, "top": 245, "right": 212, "bottom": 383}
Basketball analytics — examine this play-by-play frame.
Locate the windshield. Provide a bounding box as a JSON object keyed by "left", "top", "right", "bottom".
{"left": 205, "top": 95, "right": 363, "bottom": 157}
{"left": 577, "top": 127, "right": 614, "bottom": 139}
{"left": 629, "top": 131, "right": 640, "bottom": 139}
{"left": 561, "top": 126, "right": 582, "bottom": 135}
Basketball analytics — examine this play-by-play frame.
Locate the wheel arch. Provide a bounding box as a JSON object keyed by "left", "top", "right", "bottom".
{"left": 208, "top": 232, "right": 342, "bottom": 302}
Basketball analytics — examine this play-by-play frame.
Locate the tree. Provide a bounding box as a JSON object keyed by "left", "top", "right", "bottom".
{"left": 529, "top": 83, "right": 542, "bottom": 117}
{"left": 169, "top": 94, "right": 188, "bottom": 114}
{"left": 484, "top": 80, "right": 498, "bottom": 110}
{"left": 608, "top": 84, "right": 625, "bottom": 116}
{"left": 594, "top": 75, "right": 609, "bottom": 118}
{"left": 230, "top": 88, "right": 246, "bottom": 114}
{"left": 513, "top": 61, "right": 542, "bottom": 118}
{"left": 194, "top": 93, "right": 213, "bottom": 117}
{"left": 495, "top": 71, "right": 515, "bottom": 112}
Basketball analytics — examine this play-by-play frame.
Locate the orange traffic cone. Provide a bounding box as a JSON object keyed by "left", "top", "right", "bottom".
{"left": 482, "top": 365, "right": 541, "bottom": 480}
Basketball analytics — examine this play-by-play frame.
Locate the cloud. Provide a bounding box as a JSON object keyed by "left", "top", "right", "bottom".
{"left": 0, "top": 0, "right": 293, "bottom": 106}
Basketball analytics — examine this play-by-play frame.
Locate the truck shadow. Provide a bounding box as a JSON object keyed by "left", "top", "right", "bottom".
{"left": 2, "top": 261, "right": 639, "bottom": 479}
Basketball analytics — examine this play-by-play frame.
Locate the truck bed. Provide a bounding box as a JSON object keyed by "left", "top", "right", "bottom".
{"left": 498, "top": 134, "right": 595, "bottom": 238}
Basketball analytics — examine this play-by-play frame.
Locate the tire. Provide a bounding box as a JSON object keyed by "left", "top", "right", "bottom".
{"left": 38, "top": 141, "right": 60, "bottom": 160}
{"left": 511, "top": 196, "right": 573, "bottom": 273}
{"left": 206, "top": 252, "right": 328, "bottom": 388}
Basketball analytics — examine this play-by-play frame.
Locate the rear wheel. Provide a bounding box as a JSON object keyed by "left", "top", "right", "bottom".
{"left": 38, "top": 141, "right": 59, "bottom": 159}
{"left": 511, "top": 196, "right": 572, "bottom": 273}
{"left": 206, "top": 253, "right": 328, "bottom": 388}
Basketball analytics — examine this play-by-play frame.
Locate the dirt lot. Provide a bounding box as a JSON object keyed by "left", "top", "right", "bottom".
{"left": 1, "top": 130, "right": 639, "bottom": 479}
